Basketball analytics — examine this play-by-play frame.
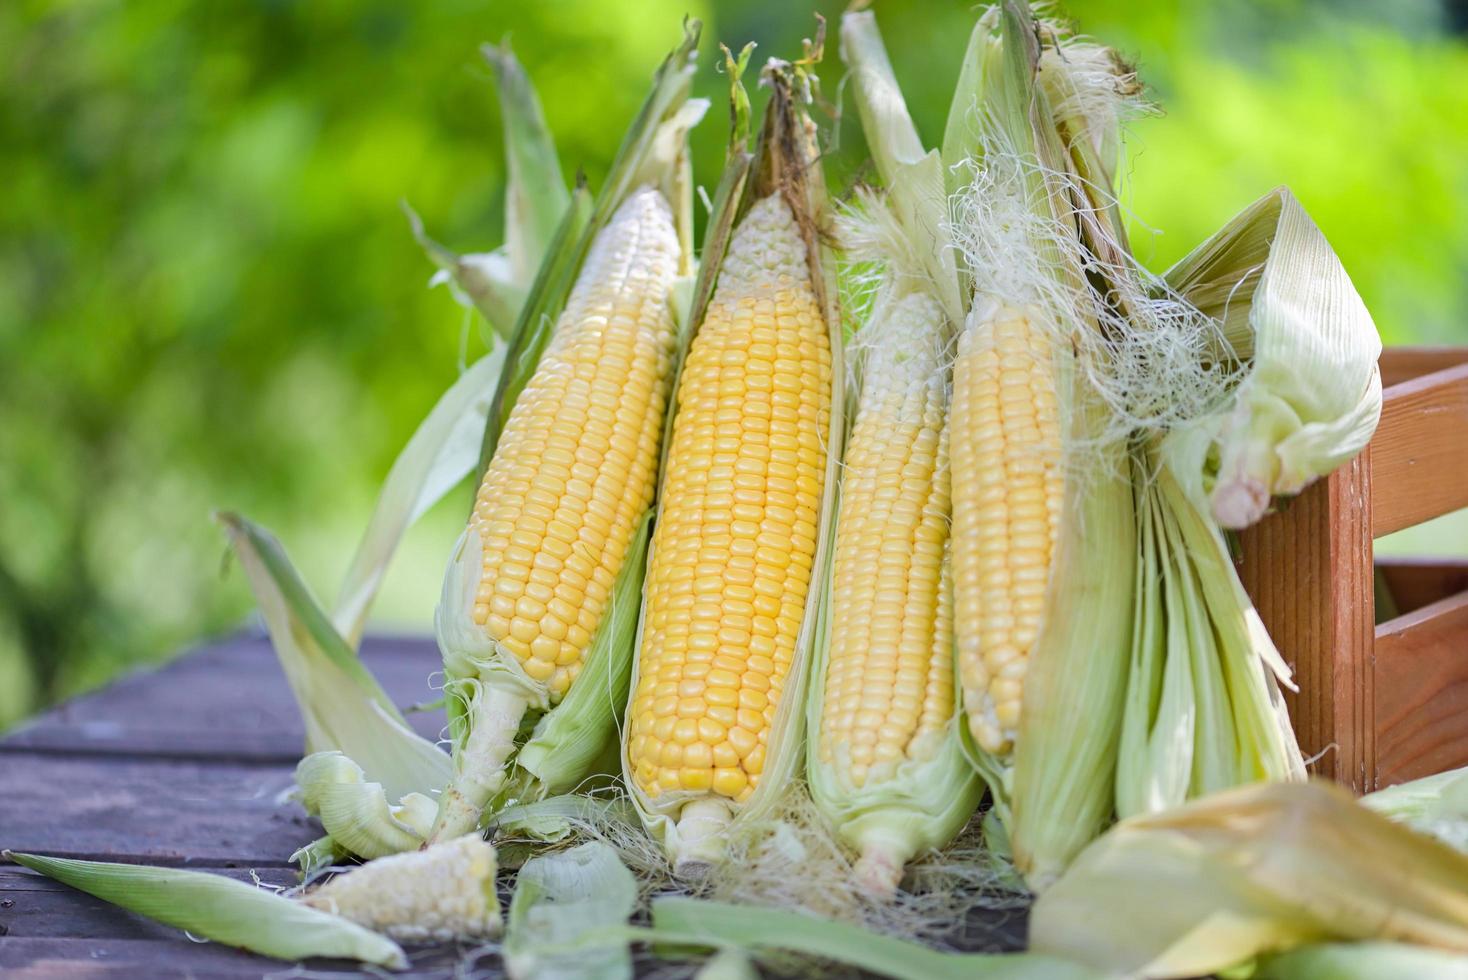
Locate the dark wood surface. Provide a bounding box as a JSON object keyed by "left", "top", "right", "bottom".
{"left": 0, "top": 633, "right": 1028, "bottom": 978}
{"left": 0, "top": 632, "right": 470, "bottom": 978}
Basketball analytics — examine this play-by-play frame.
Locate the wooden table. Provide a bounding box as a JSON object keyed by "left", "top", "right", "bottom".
{"left": 0, "top": 633, "right": 1028, "bottom": 977}
{"left": 0, "top": 632, "right": 471, "bottom": 977}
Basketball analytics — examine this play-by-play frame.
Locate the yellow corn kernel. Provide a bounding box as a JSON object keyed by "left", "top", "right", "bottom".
{"left": 951, "top": 306, "right": 1063, "bottom": 756}
{"left": 470, "top": 187, "right": 679, "bottom": 700}
{"left": 628, "top": 193, "right": 830, "bottom": 802}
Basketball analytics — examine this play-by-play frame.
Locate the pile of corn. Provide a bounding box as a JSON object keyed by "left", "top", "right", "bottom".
{"left": 19, "top": 5, "right": 1441, "bottom": 979}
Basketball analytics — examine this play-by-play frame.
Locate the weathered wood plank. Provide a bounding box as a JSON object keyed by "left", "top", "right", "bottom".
{"left": 0, "top": 753, "right": 315, "bottom": 865}
{"left": 1372, "top": 362, "right": 1468, "bottom": 538}
{"left": 1237, "top": 451, "right": 1376, "bottom": 790}
{"left": 1375, "top": 591, "right": 1468, "bottom": 787}
{"left": 4, "top": 633, "right": 445, "bottom": 760}
{"left": 1376, "top": 557, "right": 1468, "bottom": 616}
{"left": 1379, "top": 346, "right": 1468, "bottom": 389}
{"left": 0, "top": 937, "right": 469, "bottom": 979}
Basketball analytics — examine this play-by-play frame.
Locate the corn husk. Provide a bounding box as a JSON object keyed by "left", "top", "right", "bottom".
{"left": 620, "top": 35, "right": 847, "bottom": 875}
{"left": 4, "top": 850, "right": 408, "bottom": 969}
{"left": 409, "top": 41, "right": 569, "bottom": 341}
{"left": 429, "top": 24, "right": 708, "bottom": 844}
{"left": 218, "top": 514, "right": 452, "bottom": 808}
{"left": 1257, "top": 942, "right": 1468, "bottom": 979}
{"left": 1030, "top": 781, "right": 1468, "bottom": 979}
{"left": 504, "top": 842, "right": 639, "bottom": 980}
{"left": 797, "top": 8, "right": 980, "bottom": 898}
{"left": 292, "top": 751, "right": 437, "bottom": 860}
{"left": 1158, "top": 189, "right": 1383, "bottom": 530}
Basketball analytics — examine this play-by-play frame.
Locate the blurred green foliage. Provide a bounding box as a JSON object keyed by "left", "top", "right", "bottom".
{"left": 3, "top": 0, "right": 1466, "bottom": 728}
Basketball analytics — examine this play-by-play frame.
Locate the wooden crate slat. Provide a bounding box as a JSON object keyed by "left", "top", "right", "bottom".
{"left": 1374, "top": 590, "right": 1468, "bottom": 788}
{"left": 1376, "top": 556, "right": 1468, "bottom": 616}
{"left": 0, "top": 753, "right": 315, "bottom": 865}
{"left": 1237, "top": 450, "right": 1375, "bottom": 789}
{"left": 1371, "top": 362, "right": 1468, "bottom": 538}
{"left": 1379, "top": 346, "right": 1468, "bottom": 389}
{"left": 4, "top": 634, "right": 444, "bottom": 760}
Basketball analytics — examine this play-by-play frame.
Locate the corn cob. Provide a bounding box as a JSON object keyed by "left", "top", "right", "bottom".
{"left": 301, "top": 835, "right": 501, "bottom": 943}
{"left": 627, "top": 190, "right": 831, "bottom": 821}
{"left": 819, "top": 292, "right": 953, "bottom": 790}
{"left": 951, "top": 304, "right": 1064, "bottom": 757}
{"left": 431, "top": 184, "right": 683, "bottom": 841}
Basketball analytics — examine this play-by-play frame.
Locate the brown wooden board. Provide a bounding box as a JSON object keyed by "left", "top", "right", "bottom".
{"left": 0, "top": 752, "right": 315, "bottom": 864}
{"left": 1374, "top": 591, "right": 1468, "bottom": 787}
{"left": 1376, "top": 557, "right": 1468, "bottom": 616}
{"left": 1371, "top": 362, "right": 1468, "bottom": 538}
{"left": 1379, "top": 346, "right": 1468, "bottom": 389}
{"left": 1237, "top": 452, "right": 1377, "bottom": 790}
{"left": 3, "top": 633, "right": 445, "bottom": 761}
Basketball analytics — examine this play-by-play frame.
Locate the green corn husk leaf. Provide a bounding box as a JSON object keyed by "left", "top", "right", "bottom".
{"left": 333, "top": 347, "right": 508, "bottom": 647}
{"left": 4, "top": 851, "right": 408, "bottom": 969}
{"left": 409, "top": 42, "right": 568, "bottom": 340}
{"left": 505, "top": 841, "right": 639, "bottom": 980}
{"left": 1256, "top": 942, "right": 1468, "bottom": 979}
{"left": 218, "top": 514, "right": 451, "bottom": 804}
{"left": 431, "top": 24, "right": 707, "bottom": 846}
{"left": 840, "top": 9, "right": 963, "bottom": 323}
{"left": 1159, "top": 187, "right": 1382, "bottom": 529}
{"left": 1030, "top": 781, "right": 1468, "bottom": 979}
{"left": 293, "top": 751, "right": 438, "bottom": 860}
{"left": 290, "top": 835, "right": 349, "bottom": 878}
{"left": 1363, "top": 764, "right": 1468, "bottom": 852}
{"left": 940, "top": 6, "right": 1003, "bottom": 199}
{"left": 622, "top": 40, "right": 849, "bottom": 874}
{"left": 485, "top": 41, "right": 572, "bottom": 290}
{"left": 650, "top": 897, "right": 1100, "bottom": 980}
{"left": 490, "top": 793, "right": 641, "bottom": 843}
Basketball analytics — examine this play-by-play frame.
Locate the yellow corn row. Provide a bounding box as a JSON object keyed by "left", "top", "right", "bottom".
{"left": 951, "top": 304, "right": 1063, "bottom": 756}
{"left": 469, "top": 186, "right": 681, "bottom": 701}
{"left": 818, "top": 291, "right": 953, "bottom": 788}
{"left": 627, "top": 192, "right": 832, "bottom": 812}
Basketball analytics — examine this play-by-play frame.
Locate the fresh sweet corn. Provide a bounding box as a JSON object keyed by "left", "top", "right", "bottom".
{"left": 627, "top": 191, "right": 831, "bottom": 829}
{"left": 468, "top": 186, "right": 680, "bottom": 701}
{"left": 950, "top": 305, "right": 1063, "bottom": 757}
{"left": 818, "top": 291, "right": 953, "bottom": 789}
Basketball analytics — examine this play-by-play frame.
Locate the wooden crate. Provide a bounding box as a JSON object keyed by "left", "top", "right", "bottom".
{"left": 1238, "top": 346, "right": 1468, "bottom": 793}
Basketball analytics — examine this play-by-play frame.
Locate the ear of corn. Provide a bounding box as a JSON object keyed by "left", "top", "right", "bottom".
{"left": 800, "top": 9, "right": 981, "bottom": 899}
{"left": 623, "top": 50, "right": 845, "bottom": 874}
{"left": 945, "top": 3, "right": 1139, "bottom": 887}
{"left": 429, "top": 26, "right": 708, "bottom": 844}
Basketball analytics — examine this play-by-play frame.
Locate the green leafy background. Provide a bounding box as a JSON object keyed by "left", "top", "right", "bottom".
{"left": 3, "top": 0, "right": 1466, "bottom": 728}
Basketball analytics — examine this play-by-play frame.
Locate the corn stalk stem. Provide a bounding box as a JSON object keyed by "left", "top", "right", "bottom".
{"left": 427, "top": 687, "right": 529, "bottom": 844}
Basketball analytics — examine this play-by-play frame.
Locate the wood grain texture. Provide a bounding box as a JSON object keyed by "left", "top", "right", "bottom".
{"left": 1377, "top": 557, "right": 1468, "bottom": 616}
{"left": 1371, "top": 362, "right": 1468, "bottom": 538}
{"left": 1379, "top": 346, "right": 1468, "bottom": 389}
{"left": 1237, "top": 450, "right": 1376, "bottom": 790}
{"left": 0, "top": 753, "right": 314, "bottom": 864}
{"left": 0, "top": 937, "right": 468, "bottom": 979}
{"left": 1375, "top": 591, "right": 1468, "bottom": 787}
{"left": 4, "top": 633, "right": 445, "bottom": 759}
